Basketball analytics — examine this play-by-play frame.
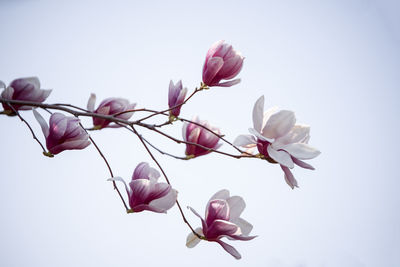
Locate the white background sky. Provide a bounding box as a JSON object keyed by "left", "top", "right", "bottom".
{"left": 1, "top": 0, "right": 399, "bottom": 266}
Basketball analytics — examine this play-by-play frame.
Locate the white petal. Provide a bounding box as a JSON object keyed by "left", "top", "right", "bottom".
{"left": 227, "top": 196, "right": 245, "bottom": 220}
{"left": 262, "top": 110, "right": 296, "bottom": 139}
{"left": 248, "top": 128, "right": 274, "bottom": 143}
{"left": 281, "top": 143, "right": 321, "bottom": 160}
{"left": 149, "top": 188, "right": 177, "bottom": 212}
{"left": 107, "top": 176, "right": 130, "bottom": 197}
{"left": 233, "top": 134, "right": 256, "bottom": 147}
{"left": 186, "top": 227, "right": 203, "bottom": 248}
{"left": 87, "top": 93, "right": 96, "bottom": 112}
{"left": 209, "top": 189, "right": 230, "bottom": 202}
{"left": 252, "top": 95, "right": 264, "bottom": 132}
{"left": 231, "top": 217, "right": 253, "bottom": 236}
{"left": 281, "top": 165, "right": 299, "bottom": 189}
{"left": 267, "top": 145, "right": 294, "bottom": 168}
{"left": 32, "top": 109, "right": 49, "bottom": 137}
{"left": 273, "top": 125, "right": 310, "bottom": 149}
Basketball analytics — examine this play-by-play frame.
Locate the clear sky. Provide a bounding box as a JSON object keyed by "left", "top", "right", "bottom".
{"left": 0, "top": 0, "right": 399, "bottom": 266}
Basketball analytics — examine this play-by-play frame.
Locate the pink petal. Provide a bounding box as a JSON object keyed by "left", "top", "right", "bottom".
{"left": 215, "top": 240, "right": 241, "bottom": 260}
{"left": 216, "top": 79, "right": 241, "bottom": 87}
{"left": 206, "top": 200, "right": 230, "bottom": 226}
{"left": 149, "top": 188, "right": 177, "bottom": 212}
{"left": 203, "top": 57, "right": 224, "bottom": 86}
{"left": 281, "top": 165, "right": 299, "bottom": 189}
{"left": 293, "top": 157, "right": 315, "bottom": 170}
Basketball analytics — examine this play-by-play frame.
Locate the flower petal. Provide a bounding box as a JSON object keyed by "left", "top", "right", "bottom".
{"left": 248, "top": 128, "right": 274, "bottom": 143}
{"left": 216, "top": 79, "right": 241, "bottom": 87}
{"left": 280, "top": 143, "right": 321, "bottom": 160}
{"left": 149, "top": 188, "right": 177, "bottom": 212}
{"left": 186, "top": 227, "right": 204, "bottom": 248}
{"left": 267, "top": 145, "right": 294, "bottom": 168}
{"left": 107, "top": 176, "right": 131, "bottom": 198}
{"left": 215, "top": 240, "right": 241, "bottom": 260}
{"left": 233, "top": 134, "right": 256, "bottom": 147}
{"left": 206, "top": 199, "right": 230, "bottom": 226}
{"left": 231, "top": 217, "right": 253, "bottom": 236}
{"left": 273, "top": 125, "right": 310, "bottom": 149}
{"left": 262, "top": 110, "right": 296, "bottom": 139}
{"left": 252, "top": 96, "right": 264, "bottom": 132}
{"left": 87, "top": 93, "right": 96, "bottom": 112}
{"left": 188, "top": 206, "right": 207, "bottom": 231}
{"left": 203, "top": 57, "right": 224, "bottom": 85}
{"left": 207, "top": 219, "right": 241, "bottom": 240}
{"left": 293, "top": 157, "right": 315, "bottom": 170}
{"left": 226, "top": 196, "right": 245, "bottom": 220}
{"left": 281, "top": 165, "right": 298, "bottom": 189}
{"left": 209, "top": 189, "right": 230, "bottom": 202}
{"left": 32, "top": 109, "right": 49, "bottom": 137}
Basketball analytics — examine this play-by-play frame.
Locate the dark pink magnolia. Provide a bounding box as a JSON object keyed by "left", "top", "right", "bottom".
{"left": 202, "top": 40, "right": 244, "bottom": 87}
{"left": 109, "top": 162, "right": 177, "bottom": 213}
{"left": 182, "top": 116, "right": 222, "bottom": 158}
{"left": 186, "top": 189, "right": 256, "bottom": 260}
{"left": 168, "top": 80, "right": 187, "bottom": 118}
{"left": 87, "top": 93, "right": 136, "bottom": 129}
{"left": 33, "top": 110, "right": 91, "bottom": 155}
{"left": 1, "top": 77, "right": 51, "bottom": 113}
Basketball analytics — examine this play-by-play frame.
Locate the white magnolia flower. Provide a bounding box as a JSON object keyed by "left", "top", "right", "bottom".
{"left": 234, "top": 96, "right": 320, "bottom": 189}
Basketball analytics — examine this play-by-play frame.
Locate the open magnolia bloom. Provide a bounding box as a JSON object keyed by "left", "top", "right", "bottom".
{"left": 202, "top": 40, "right": 244, "bottom": 87}
{"left": 186, "top": 189, "right": 256, "bottom": 260}
{"left": 234, "top": 96, "right": 321, "bottom": 189}
{"left": 87, "top": 93, "right": 136, "bottom": 129}
{"left": 1, "top": 77, "right": 51, "bottom": 114}
{"left": 33, "top": 110, "right": 91, "bottom": 155}
{"left": 108, "top": 162, "right": 177, "bottom": 213}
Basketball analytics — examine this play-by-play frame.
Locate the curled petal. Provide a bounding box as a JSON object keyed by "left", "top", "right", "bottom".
{"left": 203, "top": 57, "right": 224, "bottom": 86}
{"left": 33, "top": 109, "right": 49, "bottom": 137}
{"left": 293, "top": 157, "right": 315, "bottom": 170}
{"left": 281, "top": 165, "right": 298, "bottom": 189}
{"left": 186, "top": 227, "right": 204, "bottom": 248}
{"left": 107, "top": 176, "right": 131, "bottom": 198}
{"left": 206, "top": 200, "right": 230, "bottom": 226}
{"left": 216, "top": 79, "right": 241, "bottom": 87}
{"left": 188, "top": 206, "right": 207, "bottom": 232}
{"left": 216, "top": 240, "right": 241, "bottom": 260}
{"left": 252, "top": 96, "right": 264, "bottom": 132}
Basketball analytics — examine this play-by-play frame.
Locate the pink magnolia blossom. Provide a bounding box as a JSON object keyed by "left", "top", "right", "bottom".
{"left": 182, "top": 117, "right": 222, "bottom": 158}
{"left": 1, "top": 77, "right": 51, "bottom": 113}
{"left": 202, "top": 40, "right": 244, "bottom": 87}
{"left": 168, "top": 80, "right": 187, "bottom": 118}
{"left": 33, "top": 110, "right": 91, "bottom": 155}
{"left": 186, "top": 189, "right": 256, "bottom": 260}
{"left": 87, "top": 93, "right": 136, "bottom": 129}
{"left": 108, "top": 162, "right": 177, "bottom": 213}
{"left": 234, "top": 96, "right": 321, "bottom": 189}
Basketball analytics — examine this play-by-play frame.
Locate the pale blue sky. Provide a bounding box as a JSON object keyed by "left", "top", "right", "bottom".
{"left": 0, "top": 0, "right": 399, "bottom": 266}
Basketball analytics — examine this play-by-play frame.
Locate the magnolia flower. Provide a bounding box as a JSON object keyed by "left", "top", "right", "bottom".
{"left": 186, "top": 189, "right": 256, "bottom": 260}
{"left": 87, "top": 93, "right": 136, "bottom": 129}
{"left": 108, "top": 162, "right": 177, "bottom": 213}
{"left": 168, "top": 80, "right": 187, "bottom": 119}
{"left": 202, "top": 40, "right": 244, "bottom": 87}
{"left": 182, "top": 117, "right": 222, "bottom": 158}
{"left": 1, "top": 77, "right": 51, "bottom": 113}
{"left": 33, "top": 110, "right": 91, "bottom": 155}
{"left": 234, "top": 96, "right": 321, "bottom": 189}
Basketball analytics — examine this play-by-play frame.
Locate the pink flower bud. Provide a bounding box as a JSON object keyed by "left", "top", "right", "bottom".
{"left": 109, "top": 162, "right": 177, "bottom": 213}
{"left": 168, "top": 80, "right": 187, "bottom": 118}
{"left": 87, "top": 94, "right": 136, "bottom": 129}
{"left": 1, "top": 77, "right": 51, "bottom": 113}
{"left": 202, "top": 40, "right": 244, "bottom": 87}
{"left": 33, "top": 110, "right": 91, "bottom": 155}
{"left": 186, "top": 190, "right": 256, "bottom": 260}
{"left": 182, "top": 117, "right": 222, "bottom": 158}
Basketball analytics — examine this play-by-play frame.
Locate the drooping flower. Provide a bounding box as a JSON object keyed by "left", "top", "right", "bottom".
{"left": 87, "top": 93, "right": 136, "bottom": 129}
{"left": 108, "top": 162, "right": 177, "bottom": 213}
{"left": 168, "top": 80, "right": 187, "bottom": 119}
{"left": 33, "top": 110, "right": 91, "bottom": 155}
{"left": 234, "top": 96, "right": 321, "bottom": 189}
{"left": 186, "top": 189, "right": 256, "bottom": 260}
{"left": 182, "top": 116, "right": 222, "bottom": 158}
{"left": 1, "top": 77, "right": 51, "bottom": 114}
{"left": 202, "top": 40, "right": 244, "bottom": 87}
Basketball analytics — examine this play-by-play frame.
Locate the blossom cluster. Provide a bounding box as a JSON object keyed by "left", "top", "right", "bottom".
{"left": 0, "top": 40, "right": 320, "bottom": 259}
